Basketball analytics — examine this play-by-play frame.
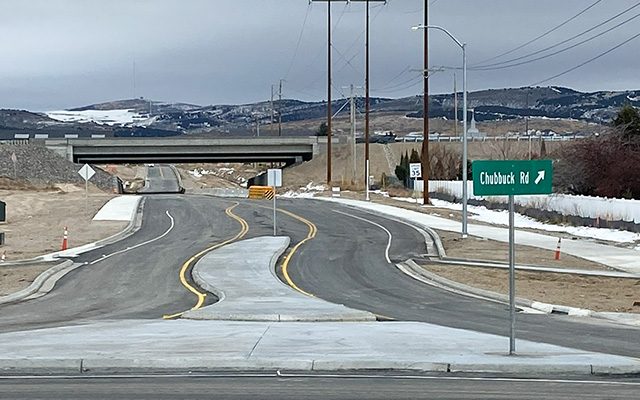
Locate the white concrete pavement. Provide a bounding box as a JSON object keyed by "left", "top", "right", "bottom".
{"left": 183, "top": 236, "right": 376, "bottom": 322}
{"left": 1, "top": 319, "right": 639, "bottom": 375}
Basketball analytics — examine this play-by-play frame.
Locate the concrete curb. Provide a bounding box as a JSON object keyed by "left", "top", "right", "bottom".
{"left": 0, "top": 196, "right": 144, "bottom": 266}
{"left": 187, "top": 237, "right": 291, "bottom": 309}
{"left": 399, "top": 260, "right": 596, "bottom": 317}
{"left": 167, "top": 164, "right": 186, "bottom": 194}
{"left": 2, "top": 357, "right": 639, "bottom": 376}
{"left": 184, "top": 237, "right": 376, "bottom": 322}
{"left": 0, "top": 260, "right": 74, "bottom": 305}
{"left": 0, "top": 197, "right": 145, "bottom": 305}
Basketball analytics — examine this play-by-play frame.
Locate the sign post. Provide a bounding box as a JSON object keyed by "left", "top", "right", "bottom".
{"left": 409, "top": 163, "right": 422, "bottom": 204}
{"left": 78, "top": 164, "right": 96, "bottom": 215}
{"left": 472, "top": 159, "right": 553, "bottom": 355}
{"left": 267, "top": 169, "right": 282, "bottom": 236}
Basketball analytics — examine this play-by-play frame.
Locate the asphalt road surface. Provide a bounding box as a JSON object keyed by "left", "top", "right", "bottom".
{"left": 1, "top": 194, "right": 638, "bottom": 359}
{"left": 137, "top": 165, "right": 183, "bottom": 194}
{"left": 266, "top": 199, "right": 640, "bottom": 359}
{"left": 0, "top": 195, "right": 242, "bottom": 332}
{"left": 1, "top": 374, "right": 639, "bottom": 399}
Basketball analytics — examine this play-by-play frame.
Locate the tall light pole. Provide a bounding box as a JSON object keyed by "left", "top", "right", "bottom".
{"left": 413, "top": 24, "right": 468, "bottom": 237}
{"left": 422, "top": 0, "right": 429, "bottom": 205}
{"left": 365, "top": 0, "right": 370, "bottom": 201}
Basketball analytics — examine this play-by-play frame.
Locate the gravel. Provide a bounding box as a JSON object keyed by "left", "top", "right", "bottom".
{"left": 0, "top": 142, "right": 116, "bottom": 191}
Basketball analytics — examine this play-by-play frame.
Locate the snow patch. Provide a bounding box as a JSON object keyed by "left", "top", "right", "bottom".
{"left": 46, "top": 109, "right": 149, "bottom": 126}
{"left": 281, "top": 182, "right": 326, "bottom": 198}
{"left": 428, "top": 198, "right": 640, "bottom": 244}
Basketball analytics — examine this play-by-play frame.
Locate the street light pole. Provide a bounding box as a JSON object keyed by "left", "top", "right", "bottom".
{"left": 461, "top": 43, "right": 468, "bottom": 237}
{"left": 412, "top": 24, "right": 468, "bottom": 237}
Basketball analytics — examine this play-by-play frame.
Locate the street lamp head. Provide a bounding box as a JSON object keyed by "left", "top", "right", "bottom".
{"left": 411, "top": 25, "right": 425, "bottom": 31}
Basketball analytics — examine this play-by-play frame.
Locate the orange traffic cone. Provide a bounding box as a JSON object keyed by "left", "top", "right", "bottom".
{"left": 61, "top": 226, "right": 68, "bottom": 251}
{"left": 554, "top": 237, "right": 561, "bottom": 260}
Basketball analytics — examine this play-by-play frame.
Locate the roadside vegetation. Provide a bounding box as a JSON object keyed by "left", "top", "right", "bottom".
{"left": 555, "top": 104, "right": 640, "bottom": 199}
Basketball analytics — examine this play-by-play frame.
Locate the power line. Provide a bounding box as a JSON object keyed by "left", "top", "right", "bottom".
{"left": 472, "top": 10, "right": 640, "bottom": 71}
{"left": 474, "top": 1, "right": 640, "bottom": 69}
{"left": 374, "top": 73, "right": 423, "bottom": 94}
{"left": 374, "top": 65, "right": 413, "bottom": 90}
{"left": 531, "top": 31, "right": 640, "bottom": 86}
{"left": 284, "top": 4, "right": 312, "bottom": 80}
{"left": 474, "top": 0, "right": 604, "bottom": 66}
{"left": 332, "top": 3, "right": 385, "bottom": 76}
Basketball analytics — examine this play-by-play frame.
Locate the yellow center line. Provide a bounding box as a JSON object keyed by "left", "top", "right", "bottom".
{"left": 276, "top": 208, "right": 317, "bottom": 298}
{"left": 162, "top": 202, "right": 249, "bottom": 320}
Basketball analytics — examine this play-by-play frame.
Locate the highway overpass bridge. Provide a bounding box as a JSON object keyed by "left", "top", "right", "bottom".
{"left": 45, "top": 137, "right": 318, "bottom": 164}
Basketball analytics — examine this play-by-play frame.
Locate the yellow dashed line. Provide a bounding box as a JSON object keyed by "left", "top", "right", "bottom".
{"left": 163, "top": 202, "right": 249, "bottom": 319}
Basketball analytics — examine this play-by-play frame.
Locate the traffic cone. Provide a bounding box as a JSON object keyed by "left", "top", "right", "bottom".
{"left": 61, "top": 226, "right": 68, "bottom": 251}
{"left": 554, "top": 237, "right": 561, "bottom": 260}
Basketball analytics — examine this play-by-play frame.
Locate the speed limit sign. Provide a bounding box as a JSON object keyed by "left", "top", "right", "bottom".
{"left": 409, "top": 163, "right": 422, "bottom": 179}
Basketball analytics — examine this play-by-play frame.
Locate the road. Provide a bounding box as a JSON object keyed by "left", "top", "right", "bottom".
{"left": 266, "top": 199, "right": 640, "bottom": 358}
{"left": 1, "top": 195, "right": 638, "bottom": 359}
{"left": 137, "top": 165, "right": 183, "bottom": 194}
{"left": 1, "top": 374, "right": 639, "bottom": 399}
{"left": 0, "top": 195, "right": 241, "bottom": 332}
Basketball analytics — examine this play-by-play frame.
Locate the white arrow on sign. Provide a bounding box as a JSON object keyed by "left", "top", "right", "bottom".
{"left": 534, "top": 170, "right": 545, "bottom": 185}
{"left": 78, "top": 164, "right": 95, "bottom": 181}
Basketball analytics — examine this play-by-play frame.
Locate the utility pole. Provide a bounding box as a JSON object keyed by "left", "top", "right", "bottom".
{"left": 327, "top": 0, "right": 333, "bottom": 185}
{"left": 454, "top": 73, "right": 458, "bottom": 138}
{"left": 278, "top": 79, "right": 284, "bottom": 136}
{"left": 132, "top": 59, "right": 136, "bottom": 99}
{"left": 350, "top": 84, "right": 357, "bottom": 184}
{"left": 421, "top": 0, "right": 430, "bottom": 205}
{"left": 310, "top": 0, "right": 386, "bottom": 189}
{"left": 526, "top": 90, "right": 531, "bottom": 159}
{"left": 270, "top": 85, "right": 275, "bottom": 135}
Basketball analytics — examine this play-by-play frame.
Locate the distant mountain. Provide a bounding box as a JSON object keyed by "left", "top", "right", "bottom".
{"left": 418, "top": 86, "right": 640, "bottom": 123}
{"left": 2, "top": 86, "right": 639, "bottom": 139}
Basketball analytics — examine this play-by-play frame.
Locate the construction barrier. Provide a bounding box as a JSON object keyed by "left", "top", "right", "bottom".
{"left": 248, "top": 186, "right": 275, "bottom": 200}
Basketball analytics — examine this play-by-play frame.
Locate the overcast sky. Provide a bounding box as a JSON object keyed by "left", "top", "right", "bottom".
{"left": 1, "top": 0, "right": 639, "bottom": 110}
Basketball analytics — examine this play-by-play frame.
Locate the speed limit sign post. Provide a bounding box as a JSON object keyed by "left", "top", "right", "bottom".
{"left": 409, "top": 163, "right": 422, "bottom": 204}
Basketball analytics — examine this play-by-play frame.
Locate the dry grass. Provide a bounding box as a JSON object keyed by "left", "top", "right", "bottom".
{"left": 424, "top": 264, "right": 640, "bottom": 313}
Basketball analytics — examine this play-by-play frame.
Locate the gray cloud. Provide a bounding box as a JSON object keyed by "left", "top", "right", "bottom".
{"left": 0, "top": 0, "right": 638, "bottom": 110}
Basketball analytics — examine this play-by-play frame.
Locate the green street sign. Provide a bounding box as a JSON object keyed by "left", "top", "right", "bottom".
{"left": 472, "top": 159, "right": 553, "bottom": 196}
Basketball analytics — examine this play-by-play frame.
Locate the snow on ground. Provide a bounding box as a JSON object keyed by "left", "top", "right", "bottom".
{"left": 46, "top": 109, "right": 148, "bottom": 126}
{"left": 281, "top": 182, "right": 326, "bottom": 198}
{"left": 405, "top": 197, "right": 640, "bottom": 244}
{"left": 188, "top": 167, "right": 246, "bottom": 184}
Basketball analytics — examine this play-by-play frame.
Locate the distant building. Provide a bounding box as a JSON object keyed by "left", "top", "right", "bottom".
{"left": 465, "top": 109, "right": 486, "bottom": 139}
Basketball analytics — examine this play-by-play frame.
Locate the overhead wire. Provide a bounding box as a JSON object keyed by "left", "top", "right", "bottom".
{"left": 474, "top": 1, "right": 640, "bottom": 70}
{"left": 284, "top": 3, "right": 312, "bottom": 80}
{"left": 473, "top": 0, "right": 604, "bottom": 66}
{"left": 530, "top": 31, "right": 640, "bottom": 86}
{"left": 472, "top": 10, "right": 640, "bottom": 71}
